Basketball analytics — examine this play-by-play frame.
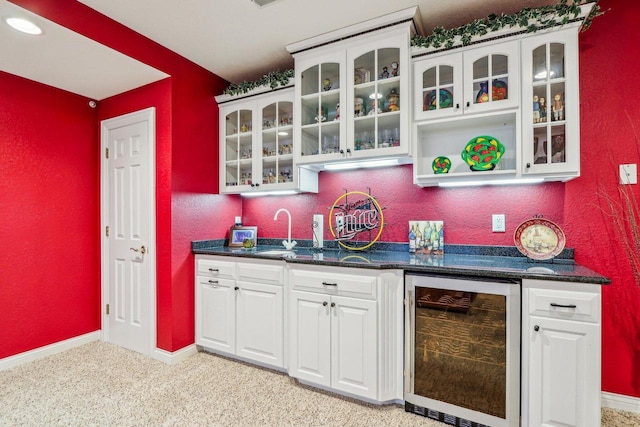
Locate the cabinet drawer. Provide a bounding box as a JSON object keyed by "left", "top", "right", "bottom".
{"left": 196, "top": 276, "right": 235, "bottom": 289}
{"left": 238, "top": 261, "right": 284, "bottom": 285}
{"left": 196, "top": 257, "right": 236, "bottom": 278}
{"left": 528, "top": 287, "right": 600, "bottom": 323}
{"left": 290, "top": 268, "right": 377, "bottom": 298}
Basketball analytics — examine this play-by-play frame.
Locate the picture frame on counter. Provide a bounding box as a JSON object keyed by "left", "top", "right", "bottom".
{"left": 229, "top": 226, "right": 258, "bottom": 248}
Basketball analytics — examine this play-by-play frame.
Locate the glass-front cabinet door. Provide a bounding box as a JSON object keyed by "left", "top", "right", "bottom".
{"left": 413, "top": 53, "right": 462, "bottom": 121}
{"left": 463, "top": 40, "right": 519, "bottom": 115}
{"left": 296, "top": 52, "right": 345, "bottom": 165}
{"left": 222, "top": 107, "right": 255, "bottom": 191}
{"left": 259, "top": 99, "right": 294, "bottom": 187}
{"left": 521, "top": 28, "right": 579, "bottom": 177}
{"left": 349, "top": 46, "right": 402, "bottom": 155}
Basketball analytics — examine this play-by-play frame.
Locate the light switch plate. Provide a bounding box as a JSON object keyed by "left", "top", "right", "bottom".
{"left": 620, "top": 164, "right": 638, "bottom": 185}
{"left": 492, "top": 214, "right": 506, "bottom": 232}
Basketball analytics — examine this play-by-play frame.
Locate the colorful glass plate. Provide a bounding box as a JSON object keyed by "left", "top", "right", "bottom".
{"left": 461, "top": 135, "right": 505, "bottom": 171}
{"left": 432, "top": 156, "right": 451, "bottom": 174}
{"left": 514, "top": 218, "right": 566, "bottom": 260}
{"left": 424, "top": 89, "right": 454, "bottom": 111}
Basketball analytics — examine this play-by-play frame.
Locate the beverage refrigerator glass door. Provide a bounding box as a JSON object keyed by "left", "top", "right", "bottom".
{"left": 404, "top": 274, "right": 521, "bottom": 427}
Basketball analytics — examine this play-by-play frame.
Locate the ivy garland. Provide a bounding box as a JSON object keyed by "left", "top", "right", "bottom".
{"left": 411, "top": 0, "right": 603, "bottom": 50}
{"left": 223, "top": 1, "right": 604, "bottom": 96}
{"left": 223, "top": 69, "right": 294, "bottom": 97}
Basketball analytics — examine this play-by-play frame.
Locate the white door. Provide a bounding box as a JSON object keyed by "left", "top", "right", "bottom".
{"left": 101, "top": 108, "right": 156, "bottom": 356}
{"left": 331, "top": 295, "right": 377, "bottom": 399}
{"left": 236, "top": 281, "right": 283, "bottom": 367}
{"left": 289, "top": 290, "right": 331, "bottom": 387}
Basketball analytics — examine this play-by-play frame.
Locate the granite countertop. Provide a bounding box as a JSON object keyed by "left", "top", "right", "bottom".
{"left": 192, "top": 240, "right": 610, "bottom": 285}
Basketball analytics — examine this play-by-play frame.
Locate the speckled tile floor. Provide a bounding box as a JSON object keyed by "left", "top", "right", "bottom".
{"left": 0, "top": 341, "right": 638, "bottom": 426}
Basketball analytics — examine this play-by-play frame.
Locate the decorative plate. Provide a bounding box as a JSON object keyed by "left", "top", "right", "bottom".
{"left": 461, "top": 135, "right": 505, "bottom": 171}
{"left": 432, "top": 156, "right": 451, "bottom": 174}
{"left": 514, "top": 218, "right": 566, "bottom": 260}
{"left": 424, "top": 89, "right": 453, "bottom": 111}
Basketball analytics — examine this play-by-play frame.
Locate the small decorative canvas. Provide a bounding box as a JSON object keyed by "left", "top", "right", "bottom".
{"left": 409, "top": 221, "right": 444, "bottom": 254}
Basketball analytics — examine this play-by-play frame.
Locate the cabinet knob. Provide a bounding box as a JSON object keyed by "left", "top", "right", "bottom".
{"left": 331, "top": 302, "right": 336, "bottom": 308}
{"left": 456, "top": 103, "right": 460, "bottom": 109}
{"left": 234, "top": 286, "right": 239, "bottom": 291}
{"left": 346, "top": 148, "right": 351, "bottom": 155}
{"left": 323, "top": 301, "right": 328, "bottom": 306}
{"left": 339, "top": 149, "right": 344, "bottom": 155}
{"left": 466, "top": 101, "right": 470, "bottom": 108}
{"left": 534, "top": 325, "right": 540, "bottom": 332}
{"left": 526, "top": 162, "right": 531, "bottom": 169}
{"left": 255, "top": 183, "right": 260, "bottom": 187}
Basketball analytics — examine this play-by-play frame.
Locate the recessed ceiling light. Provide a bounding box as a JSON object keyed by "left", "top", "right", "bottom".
{"left": 5, "top": 17, "right": 42, "bottom": 35}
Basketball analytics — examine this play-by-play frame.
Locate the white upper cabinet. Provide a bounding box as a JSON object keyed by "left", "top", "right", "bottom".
{"left": 216, "top": 87, "right": 318, "bottom": 194}
{"left": 414, "top": 40, "right": 519, "bottom": 121}
{"left": 288, "top": 7, "right": 418, "bottom": 170}
{"left": 521, "top": 27, "right": 580, "bottom": 178}
{"left": 411, "top": 3, "right": 591, "bottom": 187}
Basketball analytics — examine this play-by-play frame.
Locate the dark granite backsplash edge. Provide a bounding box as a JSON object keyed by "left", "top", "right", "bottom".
{"left": 192, "top": 239, "right": 574, "bottom": 261}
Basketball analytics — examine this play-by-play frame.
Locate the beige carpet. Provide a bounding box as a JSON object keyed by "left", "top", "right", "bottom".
{"left": 0, "top": 341, "right": 638, "bottom": 426}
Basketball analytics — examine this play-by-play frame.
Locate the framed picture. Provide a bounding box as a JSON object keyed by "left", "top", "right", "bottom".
{"left": 409, "top": 220, "right": 444, "bottom": 255}
{"left": 229, "top": 226, "right": 257, "bottom": 248}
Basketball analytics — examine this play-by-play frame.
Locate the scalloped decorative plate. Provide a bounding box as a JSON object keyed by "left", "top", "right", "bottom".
{"left": 514, "top": 218, "right": 566, "bottom": 260}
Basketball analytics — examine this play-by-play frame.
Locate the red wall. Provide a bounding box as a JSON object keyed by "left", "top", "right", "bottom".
{"left": 0, "top": 71, "right": 100, "bottom": 358}
{"left": 7, "top": 0, "right": 240, "bottom": 355}
{"left": 4, "top": 0, "right": 639, "bottom": 400}
{"left": 245, "top": 0, "right": 640, "bottom": 398}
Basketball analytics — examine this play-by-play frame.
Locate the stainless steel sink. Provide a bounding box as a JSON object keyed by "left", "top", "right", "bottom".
{"left": 258, "top": 250, "right": 297, "bottom": 258}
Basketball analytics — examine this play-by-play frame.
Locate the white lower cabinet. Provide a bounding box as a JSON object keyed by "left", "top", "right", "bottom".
{"left": 521, "top": 279, "right": 602, "bottom": 427}
{"left": 290, "top": 290, "right": 377, "bottom": 399}
{"left": 195, "top": 255, "right": 285, "bottom": 369}
{"left": 288, "top": 265, "right": 403, "bottom": 403}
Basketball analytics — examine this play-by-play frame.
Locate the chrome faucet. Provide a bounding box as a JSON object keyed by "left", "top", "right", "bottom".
{"left": 273, "top": 208, "right": 297, "bottom": 250}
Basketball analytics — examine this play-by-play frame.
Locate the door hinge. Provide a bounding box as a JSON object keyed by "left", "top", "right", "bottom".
{"left": 106, "top": 304, "right": 110, "bottom": 315}
{"left": 105, "top": 147, "right": 109, "bottom": 159}
{"left": 105, "top": 226, "right": 109, "bottom": 237}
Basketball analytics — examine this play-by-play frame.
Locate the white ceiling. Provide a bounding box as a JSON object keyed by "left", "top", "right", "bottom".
{"left": 1, "top": 0, "right": 559, "bottom": 98}
{"left": 0, "top": 1, "right": 168, "bottom": 100}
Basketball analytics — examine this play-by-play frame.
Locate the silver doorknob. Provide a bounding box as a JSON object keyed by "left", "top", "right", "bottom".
{"left": 130, "top": 245, "right": 147, "bottom": 254}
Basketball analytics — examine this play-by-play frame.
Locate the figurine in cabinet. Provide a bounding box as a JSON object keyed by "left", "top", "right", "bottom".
{"left": 386, "top": 88, "right": 399, "bottom": 112}
{"left": 552, "top": 93, "right": 564, "bottom": 121}
{"left": 379, "top": 66, "right": 389, "bottom": 79}
{"left": 539, "top": 97, "right": 547, "bottom": 122}
{"left": 335, "top": 103, "right": 340, "bottom": 121}
{"left": 354, "top": 98, "right": 365, "bottom": 117}
{"left": 323, "top": 78, "right": 332, "bottom": 91}
{"left": 368, "top": 98, "right": 382, "bottom": 115}
{"left": 315, "top": 106, "right": 327, "bottom": 122}
{"left": 390, "top": 61, "right": 399, "bottom": 77}
{"left": 533, "top": 95, "right": 540, "bottom": 123}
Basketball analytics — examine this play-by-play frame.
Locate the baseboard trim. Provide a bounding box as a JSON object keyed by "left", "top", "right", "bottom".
{"left": 153, "top": 344, "right": 198, "bottom": 365}
{"left": 0, "top": 331, "right": 102, "bottom": 371}
{"left": 602, "top": 391, "right": 640, "bottom": 414}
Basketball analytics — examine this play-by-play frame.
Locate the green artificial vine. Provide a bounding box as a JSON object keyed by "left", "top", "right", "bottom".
{"left": 223, "top": 1, "right": 604, "bottom": 96}
{"left": 411, "top": 0, "right": 603, "bottom": 50}
{"left": 223, "top": 69, "right": 294, "bottom": 97}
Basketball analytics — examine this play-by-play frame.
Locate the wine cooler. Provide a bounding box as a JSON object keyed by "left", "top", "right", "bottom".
{"left": 404, "top": 274, "right": 521, "bottom": 427}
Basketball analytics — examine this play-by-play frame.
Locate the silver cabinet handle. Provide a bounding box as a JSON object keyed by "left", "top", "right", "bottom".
{"left": 208, "top": 268, "right": 219, "bottom": 272}
{"left": 322, "top": 282, "right": 338, "bottom": 287}
{"left": 130, "top": 245, "right": 146, "bottom": 254}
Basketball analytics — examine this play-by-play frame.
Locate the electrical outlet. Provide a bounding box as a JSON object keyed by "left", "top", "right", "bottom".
{"left": 492, "top": 214, "right": 506, "bottom": 232}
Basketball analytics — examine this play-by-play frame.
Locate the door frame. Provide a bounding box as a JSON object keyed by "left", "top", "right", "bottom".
{"left": 100, "top": 107, "right": 157, "bottom": 357}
